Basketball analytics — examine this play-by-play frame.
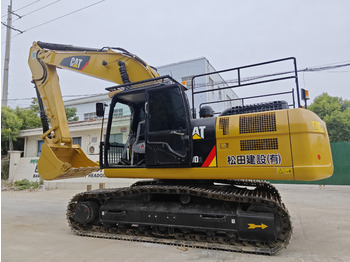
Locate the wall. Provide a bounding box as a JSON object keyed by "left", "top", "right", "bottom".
{"left": 10, "top": 156, "right": 138, "bottom": 190}
{"left": 22, "top": 127, "right": 103, "bottom": 160}
{"left": 20, "top": 116, "right": 131, "bottom": 158}
{"left": 64, "top": 94, "right": 109, "bottom": 120}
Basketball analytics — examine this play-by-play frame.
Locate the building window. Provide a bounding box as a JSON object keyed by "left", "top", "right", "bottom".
{"left": 37, "top": 140, "right": 44, "bottom": 157}
{"left": 38, "top": 138, "right": 81, "bottom": 156}
{"left": 73, "top": 137, "right": 82, "bottom": 146}
{"left": 113, "top": 108, "right": 123, "bottom": 117}
{"left": 109, "top": 134, "right": 123, "bottom": 143}
{"left": 84, "top": 112, "right": 97, "bottom": 121}
{"left": 181, "top": 76, "right": 194, "bottom": 89}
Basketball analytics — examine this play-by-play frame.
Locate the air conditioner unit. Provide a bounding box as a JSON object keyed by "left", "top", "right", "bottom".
{"left": 88, "top": 145, "right": 99, "bottom": 155}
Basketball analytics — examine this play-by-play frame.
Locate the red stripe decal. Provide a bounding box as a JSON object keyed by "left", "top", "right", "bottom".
{"left": 80, "top": 60, "right": 90, "bottom": 71}
{"left": 202, "top": 146, "right": 216, "bottom": 167}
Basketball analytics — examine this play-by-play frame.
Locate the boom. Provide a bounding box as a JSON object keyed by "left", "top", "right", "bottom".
{"left": 28, "top": 41, "right": 159, "bottom": 180}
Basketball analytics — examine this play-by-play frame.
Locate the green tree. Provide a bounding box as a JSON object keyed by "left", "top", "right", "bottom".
{"left": 15, "top": 106, "right": 42, "bottom": 129}
{"left": 29, "top": 97, "right": 40, "bottom": 114}
{"left": 30, "top": 97, "right": 79, "bottom": 122}
{"left": 308, "top": 93, "right": 350, "bottom": 142}
{"left": 66, "top": 107, "right": 79, "bottom": 122}
{"left": 1, "top": 107, "right": 23, "bottom": 155}
{"left": 1, "top": 99, "right": 79, "bottom": 156}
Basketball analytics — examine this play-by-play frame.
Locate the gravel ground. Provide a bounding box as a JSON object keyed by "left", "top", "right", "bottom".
{"left": 2, "top": 184, "right": 350, "bottom": 262}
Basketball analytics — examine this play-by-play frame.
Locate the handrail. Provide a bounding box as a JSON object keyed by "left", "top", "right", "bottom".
{"left": 199, "top": 90, "right": 295, "bottom": 114}
{"left": 191, "top": 57, "right": 300, "bottom": 118}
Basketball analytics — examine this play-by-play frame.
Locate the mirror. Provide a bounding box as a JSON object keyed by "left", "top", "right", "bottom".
{"left": 96, "top": 103, "right": 105, "bottom": 117}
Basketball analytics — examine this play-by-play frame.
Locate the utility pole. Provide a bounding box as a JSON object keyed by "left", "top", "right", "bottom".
{"left": 2, "top": 0, "right": 13, "bottom": 107}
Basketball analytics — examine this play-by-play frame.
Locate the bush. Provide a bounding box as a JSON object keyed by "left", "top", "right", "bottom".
{"left": 14, "top": 179, "right": 42, "bottom": 190}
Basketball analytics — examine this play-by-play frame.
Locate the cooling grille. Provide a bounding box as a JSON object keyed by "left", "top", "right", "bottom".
{"left": 219, "top": 117, "right": 230, "bottom": 135}
{"left": 240, "top": 138, "right": 278, "bottom": 151}
{"left": 239, "top": 112, "right": 276, "bottom": 134}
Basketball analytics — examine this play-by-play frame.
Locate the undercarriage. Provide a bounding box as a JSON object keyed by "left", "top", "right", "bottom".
{"left": 67, "top": 180, "right": 292, "bottom": 255}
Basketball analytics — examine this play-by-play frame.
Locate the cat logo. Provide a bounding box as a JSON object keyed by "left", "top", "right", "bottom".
{"left": 60, "top": 56, "right": 90, "bottom": 71}
{"left": 70, "top": 57, "right": 83, "bottom": 68}
{"left": 192, "top": 126, "right": 206, "bottom": 140}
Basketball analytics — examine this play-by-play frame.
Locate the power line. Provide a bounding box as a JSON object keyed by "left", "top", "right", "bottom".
{"left": 1, "top": 22, "right": 23, "bottom": 34}
{"left": 1, "top": 0, "right": 105, "bottom": 44}
{"left": 306, "top": 60, "right": 350, "bottom": 67}
{"left": 192, "top": 62, "right": 350, "bottom": 89}
{"left": 2, "top": 0, "right": 60, "bottom": 30}
{"left": 4, "top": 61, "right": 349, "bottom": 105}
{"left": 13, "top": 0, "right": 62, "bottom": 22}
{"left": 301, "top": 63, "right": 350, "bottom": 72}
{"left": 10, "top": 11, "right": 22, "bottom": 19}
{"left": 1, "top": 0, "right": 41, "bottom": 18}
{"left": 14, "top": 0, "right": 41, "bottom": 12}
{"left": 7, "top": 62, "right": 350, "bottom": 103}
{"left": 23, "top": 0, "right": 104, "bottom": 32}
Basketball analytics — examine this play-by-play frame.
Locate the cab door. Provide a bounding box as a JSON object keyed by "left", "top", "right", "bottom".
{"left": 145, "top": 85, "right": 191, "bottom": 167}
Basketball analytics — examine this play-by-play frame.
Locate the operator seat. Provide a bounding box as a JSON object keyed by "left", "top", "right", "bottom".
{"left": 131, "top": 120, "right": 145, "bottom": 165}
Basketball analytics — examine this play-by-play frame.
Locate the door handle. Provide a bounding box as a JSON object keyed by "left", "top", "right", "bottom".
{"left": 171, "top": 131, "right": 185, "bottom": 136}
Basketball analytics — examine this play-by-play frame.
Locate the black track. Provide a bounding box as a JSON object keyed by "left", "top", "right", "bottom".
{"left": 66, "top": 180, "right": 292, "bottom": 255}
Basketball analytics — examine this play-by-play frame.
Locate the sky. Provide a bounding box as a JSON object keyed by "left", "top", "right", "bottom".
{"left": 1, "top": 0, "right": 350, "bottom": 108}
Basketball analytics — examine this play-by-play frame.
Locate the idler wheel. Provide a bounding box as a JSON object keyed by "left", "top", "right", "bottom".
{"left": 180, "top": 194, "right": 191, "bottom": 204}
{"left": 75, "top": 201, "right": 99, "bottom": 225}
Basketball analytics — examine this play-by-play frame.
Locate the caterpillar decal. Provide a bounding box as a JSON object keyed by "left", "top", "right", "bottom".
{"left": 191, "top": 118, "right": 216, "bottom": 167}
{"left": 192, "top": 126, "right": 206, "bottom": 140}
{"left": 60, "top": 56, "right": 90, "bottom": 71}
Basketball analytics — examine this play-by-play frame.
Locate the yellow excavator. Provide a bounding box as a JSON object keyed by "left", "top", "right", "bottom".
{"left": 28, "top": 41, "right": 333, "bottom": 255}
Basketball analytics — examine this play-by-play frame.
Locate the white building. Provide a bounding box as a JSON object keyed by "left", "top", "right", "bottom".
{"left": 64, "top": 57, "right": 238, "bottom": 122}
{"left": 157, "top": 57, "right": 239, "bottom": 114}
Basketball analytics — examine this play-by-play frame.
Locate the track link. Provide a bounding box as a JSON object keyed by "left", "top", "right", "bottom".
{"left": 66, "top": 180, "right": 291, "bottom": 255}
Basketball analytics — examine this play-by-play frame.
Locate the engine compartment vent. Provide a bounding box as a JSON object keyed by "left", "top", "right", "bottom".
{"left": 220, "top": 100, "right": 289, "bottom": 116}
{"left": 219, "top": 117, "right": 230, "bottom": 135}
{"left": 239, "top": 112, "right": 276, "bottom": 134}
{"left": 240, "top": 138, "right": 278, "bottom": 151}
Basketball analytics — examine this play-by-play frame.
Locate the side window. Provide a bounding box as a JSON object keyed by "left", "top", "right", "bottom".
{"left": 148, "top": 87, "right": 187, "bottom": 132}
{"left": 72, "top": 137, "right": 82, "bottom": 146}
{"left": 37, "top": 140, "right": 44, "bottom": 157}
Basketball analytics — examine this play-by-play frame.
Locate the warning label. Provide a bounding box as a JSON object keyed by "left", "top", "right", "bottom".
{"left": 276, "top": 168, "right": 293, "bottom": 175}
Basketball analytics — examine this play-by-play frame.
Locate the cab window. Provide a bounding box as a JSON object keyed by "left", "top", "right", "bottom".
{"left": 148, "top": 87, "right": 187, "bottom": 132}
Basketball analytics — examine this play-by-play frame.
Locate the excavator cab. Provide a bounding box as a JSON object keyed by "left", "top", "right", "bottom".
{"left": 102, "top": 77, "right": 192, "bottom": 169}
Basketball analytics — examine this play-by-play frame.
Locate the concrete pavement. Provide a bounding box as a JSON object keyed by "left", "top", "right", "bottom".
{"left": 2, "top": 184, "right": 350, "bottom": 262}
